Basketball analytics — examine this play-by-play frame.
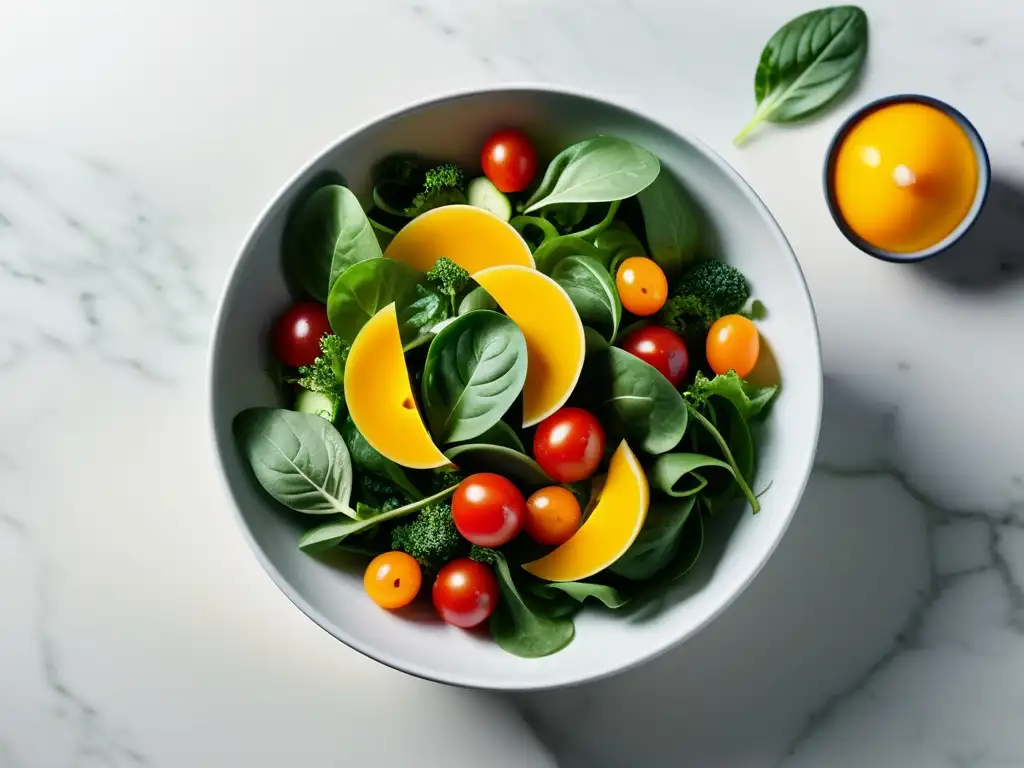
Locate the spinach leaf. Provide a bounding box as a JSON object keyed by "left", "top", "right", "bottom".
{"left": 339, "top": 415, "right": 422, "bottom": 501}
{"left": 649, "top": 453, "right": 734, "bottom": 498}
{"left": 571, "top": 200, "right": 621, "bottom": 241}
{"left": 686, "top": 405, "right": 760, "bottom": 513}
{"left": 687, "top": 371, "right": 778, "bottom": 422}
{"left": 611, "top": 496, "right": 697, "bottom": 581}
{"left": 546, "top": 202, "right": 588, "bottom": 232}
{"left": 371, "top": 153, "right": 426, "bottom": 217}
{"left": 451, "top": 420, "right": 524, "bottom": 452}
{"left": 298, "top": 485, "right": 457, "bottom": 552}
{"left": 444, "top": 444, "right": 553, "bottom": 489}
{"left": 484, "top": 551, "right": 575, "bottom": 658}
{"left": 592, "top": 221, "right": 647, "bottom": 276}
{"left": 585, "top": 346, "right": 688, "bottom": 454}
{"left": 638, "top": 170, "right": 702, "bottom": 279}
{"left": 533, "top": 580, "right": 631, "bottom": 609}
{"left": 523, "top": 137, "right": 661, "bottom": 213}
{"left": 735, "top": 5, "right": 869, "bottom": 145}
{"left": 283, "top": 185, "right": 383, "bottom": 303}
{"left": 421, "top": 311, "right": 528, "bottom": 444}
{"left": 233, "top": 408, "right": 355, "bottom": 517}
{"left": 327, "top": 258, "right": 447, "bottom": 345}
{"left": 510, "top": 215, "right": 559, "bottom": 249}
{"left": 457, "top": 286, "right": 497, "bottom": 315}
{"left": 552, "top": 256, "right": 621, "bottom": 343}
{"left": 647, "top": 508, "right": 703, "bottom": 585}
{"left": 534, "top": 235, "right": 608, "bottom": 274}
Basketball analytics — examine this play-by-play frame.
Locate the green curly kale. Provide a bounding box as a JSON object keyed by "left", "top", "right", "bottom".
{"left": 391, "top": 502, "right": 466, "bottom": 570}
{"left": 426, "top": 257, "right": 470, "bottom": 314}
{"left": 660, "top": 260, "right": 749, "bottom": 335}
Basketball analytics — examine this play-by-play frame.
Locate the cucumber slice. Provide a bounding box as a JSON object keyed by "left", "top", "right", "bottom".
{"left": 467, "top": 177, "right": 512, "bottom": 221}
{"left": 294, "top": 388, "right": 336, "bottom": 421}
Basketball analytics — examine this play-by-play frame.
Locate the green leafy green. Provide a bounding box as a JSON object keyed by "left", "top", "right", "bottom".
{"left": 585, "top": 346, "right": 688, "bottom": 454}
{"left": 643, "top": 508, "right": 704, "bottom": 586}
{"left": 686, "top": 405, "right": 760, "bottom": 513}
{"left": 592, "top": 221, "right": 647, "bottom": 276}
{"left": 470, "top": 548, "right": 574, "bottom": 658}
{"left": 326, "top": 257, "right": 447, "bottom": 345}
{"left": 283, "top": 185, "right": 383, "bottom": 303}
{"left": 421, "top": 311, "right": 528, "bottom": 444}
{"left": 451, "top": 420, "right": 524, "bottom": 452}
{"left": 533, "top": 581, "right": 631, "bottom": 609}
{"left": 444, "top": 444, "right": 552, "bottom": 489}
{"left": 339, "top": 415, "right": 422, "bottom": 501}
{"left": 510, "top": 215, "right": 559, "bottom": 249}
{"left": 533, "top": 235, "right": 608, "bottom": 274}
{"left": 687, "top": 371, "right": 778, "bottom": 422}
{"left": 638, "top": 169, "right": 702, "bottom": 279}
{"left": 457, "top": 286, "right": 497, "bottom": 315}
{"left": 735, "top": 5, "right": 869, "bottom": 145}
{"left": 649, "top": 453, "right": 735, "bottom": 498}
{"left": 611, "top": 496, "right": 697, "bottom": 580}
{"left": 523, "top": 136, "right": 660, "bottom": 213}
{"left": 233, "top": 408, "right": 355, "bottom": 517}
{"left": 546, "top": 202, "right": 588, "bottom": 232}
{"left": 298, "top": 485, "right": 458, "bottom": 552}
{"left": 552, "top": 256, "right": 622, "bottom": 343}
{"left": 571, "top": 200, "right": 621, "bottom": 241}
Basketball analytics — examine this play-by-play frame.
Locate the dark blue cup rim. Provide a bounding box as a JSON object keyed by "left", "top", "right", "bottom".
{"left": 823, "top": 94, "right": 991, "bottom": 263}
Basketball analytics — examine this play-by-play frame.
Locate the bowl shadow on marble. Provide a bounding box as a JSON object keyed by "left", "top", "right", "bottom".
{"left": 508, "top": 376, "right": 931, "bottom": 767}
{"left": 916, "top": 176, "right": 1024, "bottom": 292}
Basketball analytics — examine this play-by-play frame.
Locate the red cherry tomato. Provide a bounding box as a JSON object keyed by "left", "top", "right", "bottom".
{"left": 452, "top": 474, "right": 526, "bottom": 547}
{"left": 532, "top": 407, "right": 606, "bottom": 484}
{"left": 481, "top": 129, "right": 538, "bottom": 193}
{"left": 621, "top": 326, "right": 690, "bottom": 386}
{"left": 432, "top": 559, "right": 499, "bottom": 628}
{"left": 273, "top": 302, "right": 331, "bottom": 368}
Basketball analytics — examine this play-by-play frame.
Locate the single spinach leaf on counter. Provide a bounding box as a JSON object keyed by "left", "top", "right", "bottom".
{"left": 457, "top": 286, "right": 498, "bottom": 315}
{"left": 421, "top": 311, "right": 528, "bottom": 444}
{"left": 585, "top": 346, "right": 688, "bottom": 454}
{"left": 533, "top": 234, "right": 608, "bottom": 274}
{"left": 533, "top": 580, "right": 632, "bottom": 610}
{"left": 611, "top": 496, "right": 697, "bottom": 581}
{"left": 339, "top": 415, "right": 422, "bottom": 501}
{"left": 283, "top": 185, "right": 383, "bottom": 303}
{"left": 444, "top": 444, "right": 553, "bottom": 490}
{"left": 298, "top": 485, "right": 458, "bottom": 552}
{"left": 592, "top": 221, "right": 648, "bottom": 276}
{"left": 735, "top": 5, "right": 869, "bottom": 145}
{"left": 552, "top": 256, "right": 622, "bottom": 343}
{"left": 327, "top": 258, "right": 447, "bottom": 345}
{"left": 638, "top": 169, "right": 703, "bottom": 279}
{"left": 233, "top": 408, "right": 355, "bottom": 517}
{"left": 523, "top": 136, "right": 661, "bottom": 213}
{"left": 450, "top": 420, "right": 524, "bottom": 453}
{"left": 687, "top": 371, "right": 778, "bottom": 422}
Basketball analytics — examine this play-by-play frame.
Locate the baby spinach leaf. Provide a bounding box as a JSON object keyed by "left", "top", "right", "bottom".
{"left": 339, "top": 415, "right": 422, "bottom": 501}
{"left": 688, "top": 371, "right": 778, "bottom": 422}
{"left": 444, "top": 444, "right": 553, "bottom": 489}
{"left": 552, "top": 256, "right": 622, "bottom": 343}
{"left": 457, "top": 286, "right": 497, "bottom": 315}
{"left": 283, "top": 185, "right": 383, "bottom": 303}
{"left": 533, "top": 580, "right": 631, "bottom": 609}
{"left": 735, "top": 5, "right": 869, "bottom": 145}
{"left": 592, "top": 221, "right": 647, "bottom": 276}
{"left": 571, "top": 200, "right": 621, "bottom": 241}
{"left": 686, "top": 405, "right": 760, "bottom": 513}
{"left": 643, "top": 507, "right": 704, "bottom": 586}
{"left": 486, "top": 551, "right": 575, "bottom": 658}
{"left": 451, "top": 421, "right": 524, "bottom": 452}
{"left": 546, "top": 202, "right": 588, "bottom": 232}
{"left": 298, "top": 485, "right": 457, "bottom": 552}
{"left": 611, "top": 496, "right": 697, "bottom": 581}
{"left": 523, "top": 137, "right": 661, "bottom": 213}
{"left": 233, "top": 408, "right": 355, "bottom": 517}
{"left": 510, "top": 215, "right": 559, "bottom": 249}
{"left": 586, "top": 346, "right": 688, "bottom": 454}
{"left": 649, "top": 453, "right": 734, "bottom": 498}
{"left": 327, "top": 258, "right": 447, "bottom": 345}
{"left": 421, "top": 311, "right": 528, "bottom": 444}
{"left": 533, "top": 235, "right": 607, "bottom": 274}
{"left": 638, "top": 169, "right": 702, "bottom": 280}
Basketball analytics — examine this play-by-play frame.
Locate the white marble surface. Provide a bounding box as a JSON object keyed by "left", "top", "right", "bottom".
{"left": 1, "top": 1, "right": 1022, "bottom": 766}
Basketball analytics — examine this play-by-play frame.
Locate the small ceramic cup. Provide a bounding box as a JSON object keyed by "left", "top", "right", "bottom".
{"left": 824, "top": 94, "right": 991, "bottom": 263}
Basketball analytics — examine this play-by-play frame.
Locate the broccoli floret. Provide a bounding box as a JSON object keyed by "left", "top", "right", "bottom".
{"left": 423, "top": 163, "right": 465, "bottom": 194}
{"left": 660, "top": 261, "right": 749, "bottom": 335}
{"left": 426, "top": 257, "right": 470, "bottom": 313}
{"left": 292, "top": 334, "right": 348, "bottom": 419}
{"left": 409, "top": 164, "right": 467, "bottom": 216}
{"left": 391, "top": 503, "right": 466, "bottom": 570}
{"left": 469, "top": 545, "right": 499, "bottom": 566}
{"left": 420, "top": 466, "right": 465, "bottom": 495}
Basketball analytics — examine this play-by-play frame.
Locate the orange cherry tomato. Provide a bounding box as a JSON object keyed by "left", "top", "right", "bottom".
{"left": 364, "top": 551, "right": 422, "bottom": 610}
{"left": 525, "top": 486, "right": 582, "bottom": 546}
{"left": 706, "top": 314, "right": 760, "bottom": 377}
{"left": 615, "top": 257, "right": 668, "bottom": 316}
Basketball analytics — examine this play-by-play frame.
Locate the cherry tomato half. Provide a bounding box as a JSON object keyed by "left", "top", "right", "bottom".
{"left": 364, "top": 551, "right": 422, "bottom": 610}
{"left": 525, "top": 486, "right": 582, "bottom": 546}
{"left": 706, "top": 314, "right": 760, "bottom": 378}
{"left": 621, "top": 325, "right": 690, "bottom": 386}
{"left": 481, "top": 129, "right": 538, "bottom": 193}
{"left": 533, "top": 407, "right": 606, "bottom": 484}
{"left": 452, "top": 474, "right": 526, "bottom": 548}
{"left": 616, "top": 257, "right": 668, "bottom": 317}
{"left": 273, "top": 302, "right": 332, "bottom": 368}
{"left": 432, "top": 559, "right": 499, "bottom": 628}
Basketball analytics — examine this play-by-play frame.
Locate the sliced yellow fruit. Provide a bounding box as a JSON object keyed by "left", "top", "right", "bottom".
{"left": 384, "top": 204, "right": 534, "bottom": 274}
{"left": 472, "top": 265, "right": 585, "bottom": 427}
{"left": 343, "top": 303, "right": 448, "bottom": 469}
{"left": 523, "top": 441, "right": 649, "bottom": 582}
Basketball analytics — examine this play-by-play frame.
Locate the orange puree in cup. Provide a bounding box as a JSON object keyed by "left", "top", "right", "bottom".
{"left": 831, "top": 101, "right": 979, "bottom": 254}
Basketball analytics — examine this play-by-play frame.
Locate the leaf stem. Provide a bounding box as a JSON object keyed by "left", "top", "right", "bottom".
{"left": 574, "top": 200, "right": 621, "bottom": 241}
{"left": 687, "top": 404, "right": 760, "bottom": 513}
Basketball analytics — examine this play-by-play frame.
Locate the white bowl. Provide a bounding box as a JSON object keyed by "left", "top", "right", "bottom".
{"left": 209, "top": 86, "right": 822, "bottom": 690}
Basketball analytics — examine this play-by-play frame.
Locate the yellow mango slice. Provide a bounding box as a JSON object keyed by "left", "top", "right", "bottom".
{"left": 523, "top": 441, "right": 649, "bottom": 582}
{"left": 343, "top": 303, "right": 448, "bottom": 469}
{"left": 472, "top": 265, "right": 585, "bottom": 427}
{"left": 384, "top": 205, "right": 534, "bottom": 274}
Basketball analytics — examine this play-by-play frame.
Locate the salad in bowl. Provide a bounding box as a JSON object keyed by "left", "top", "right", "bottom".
{"left": 231, "top": 127, "right": 779, "bottom": 659}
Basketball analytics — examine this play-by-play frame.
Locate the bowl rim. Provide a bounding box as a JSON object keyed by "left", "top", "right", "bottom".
{"left": 822, "top": 93, "right": 992, "bottom": 263}
{"left": 207, "top": 82, "right": 823, "bottom": 691}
